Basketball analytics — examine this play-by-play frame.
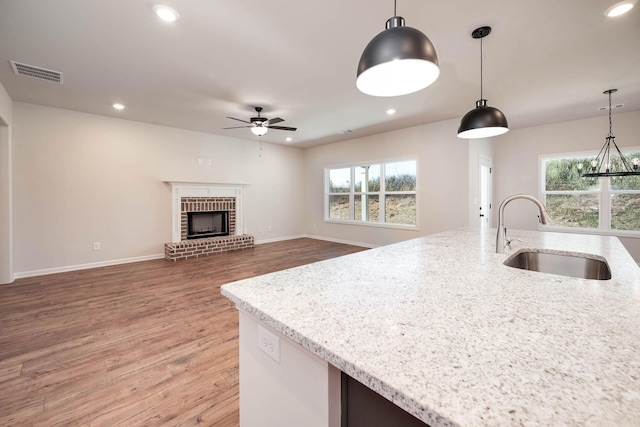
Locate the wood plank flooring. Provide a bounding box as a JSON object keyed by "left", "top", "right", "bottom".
{"left": 0, "top": 238, "right": 367, "bottom": 426}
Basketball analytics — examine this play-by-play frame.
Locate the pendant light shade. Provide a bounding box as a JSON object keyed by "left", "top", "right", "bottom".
{"left": 457, "top": 26, "right": 508, "bottom": 139}
{"left": 356, "top": 6, "right": 440, "bottom": 97}
{"left": 458, "top": 99, "right": 509, "bottom": 138}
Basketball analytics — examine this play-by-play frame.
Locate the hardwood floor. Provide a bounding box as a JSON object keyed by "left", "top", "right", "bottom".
{"left": 0, "top": 238, "right": 367, "bottom": 426}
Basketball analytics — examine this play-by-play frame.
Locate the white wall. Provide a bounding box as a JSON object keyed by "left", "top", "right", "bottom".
{"left": 0, "top": 81, "right": 11, "bottom": 120}
{"left": 12, "top": 103, "right": 305, "bottom": 275}
{"left": 10, "top": 99, "right": 639, "bottom": 275}
{"left": 493, "top": 110, "right": 640, "bottom": 261}
{"left": 0, "top": 81, "right": 13, "bottom": 284}
{"left": 302, "top": 118, "right": 469, "bottom": 247}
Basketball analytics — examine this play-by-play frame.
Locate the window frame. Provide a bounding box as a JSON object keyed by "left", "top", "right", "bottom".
{"left": 325, "top": 158, "right": 418, "bottom": 230}
{"left": 539, "top": 149, "right": 640, "bottom": 238}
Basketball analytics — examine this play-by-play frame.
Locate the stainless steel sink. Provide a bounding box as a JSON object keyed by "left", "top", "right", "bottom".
{"left": 504, "top": 249, "right": 611, "bottom": 280}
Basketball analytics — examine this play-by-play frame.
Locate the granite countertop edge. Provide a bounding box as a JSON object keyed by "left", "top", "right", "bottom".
{"left": 221, "top": 227, "right": 640, "bottom": 426}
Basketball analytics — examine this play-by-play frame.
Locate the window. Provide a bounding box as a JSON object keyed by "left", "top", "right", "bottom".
{"left": 326, "top": 160, "right": 417, "bottom": 227}
{"left": 541, "top": 150, "right": 640, "bottom": 233}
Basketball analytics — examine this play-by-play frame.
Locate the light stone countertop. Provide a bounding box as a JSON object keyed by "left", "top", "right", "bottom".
{"left": 221, "top": 228, "right": 640, "bottom": 426}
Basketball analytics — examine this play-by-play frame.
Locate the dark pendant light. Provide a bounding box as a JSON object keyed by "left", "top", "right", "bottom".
{"left": 356, "top": 0, "right": 440, "bottom": 97}
{"left": 577, "top": 89, "right": 640, "bottom": 178}
{"left": 457, "top": 26, "right": 509, "bottom": 139}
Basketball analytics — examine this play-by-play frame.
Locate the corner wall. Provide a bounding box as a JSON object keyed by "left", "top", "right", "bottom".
{"left": 302, "top": 118, "right": 469, "bottom": 247}
{"left": 12, "top": 103, "right": 305, "bottom": 276}
{"left": 0, "top": 81, "right": 12, "bottom": 284}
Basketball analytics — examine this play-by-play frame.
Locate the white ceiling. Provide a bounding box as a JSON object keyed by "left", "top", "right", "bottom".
{"left": 0, "top": 0, "right": 638, "bottom": 148}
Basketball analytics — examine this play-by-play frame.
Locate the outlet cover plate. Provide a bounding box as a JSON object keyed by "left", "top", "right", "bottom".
{"left": 258, "top": 325, "right": 280, "bottom": 363}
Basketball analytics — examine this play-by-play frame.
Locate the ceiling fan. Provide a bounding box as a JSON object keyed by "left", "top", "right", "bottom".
{"left": 224, "top": 107, "right": 297, "bottom": 136}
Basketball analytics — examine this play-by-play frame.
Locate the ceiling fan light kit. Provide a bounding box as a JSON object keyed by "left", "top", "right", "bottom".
{"left": 251, "top": 126, "right": 268, "bottom": 136}
{"left": 356, "top": 0, "right": 440, "bottom": 97}
{"left": 457, "top": 26, "right": 509, "bottom": 139}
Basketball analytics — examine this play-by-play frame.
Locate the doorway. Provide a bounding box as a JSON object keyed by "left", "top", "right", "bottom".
{"left": 479, "top": 156, "right": 492, "bottom": 228}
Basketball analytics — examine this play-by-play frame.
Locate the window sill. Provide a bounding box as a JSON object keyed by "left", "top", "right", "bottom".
{"left": 324, "top": 219, "right": 419, "bottom": 231}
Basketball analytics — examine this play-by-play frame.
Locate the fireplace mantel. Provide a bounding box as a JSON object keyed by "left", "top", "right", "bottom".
{"left": 166, "top": 181, "right": 245, "bottom": 243}
{"left": 164, "top": 181, "right": 248, "bottom": 187}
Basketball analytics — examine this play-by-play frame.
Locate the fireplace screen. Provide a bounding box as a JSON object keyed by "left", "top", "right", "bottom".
{"left": 187, "top": 211, "right": 229, "bottom": 239}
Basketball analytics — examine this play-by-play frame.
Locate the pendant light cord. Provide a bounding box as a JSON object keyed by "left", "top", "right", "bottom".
{"left": 608, "top": 90, "right": 613, "bottom": 137}
{"left": 393, "top": 0, "right": 397, "bottom": 17}
{"left": 480, "top": 36, "right": 484, "bottom": 100}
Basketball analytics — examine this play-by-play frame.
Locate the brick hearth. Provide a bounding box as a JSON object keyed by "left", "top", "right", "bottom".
{"left": 164, "top": 235, "right": 254, "bottom": 261}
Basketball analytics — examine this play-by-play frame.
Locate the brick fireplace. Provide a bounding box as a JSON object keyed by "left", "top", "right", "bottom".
{"left": 180, "top": 197, "right": 235, "bottom": 240}
{"left": 164, "top": 182, "right": 254, "bottom": 261}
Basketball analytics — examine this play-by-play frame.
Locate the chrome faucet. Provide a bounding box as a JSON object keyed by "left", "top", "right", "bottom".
{"left": 496, "top": 194, "right": 552, "bottom": 253}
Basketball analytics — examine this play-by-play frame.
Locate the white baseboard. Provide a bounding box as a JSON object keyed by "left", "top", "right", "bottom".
{"left": 12, "top": 235, "right": 374, "bottom": 281}
{"left": 252, "top": 234, "right": 375, "bottom": 248}
{"left": 301, "top": 234, "right": 377, "bottom": 249}
{"left": 254, "top": 234, "right": 307, "bottom": 245}
{"left": 13, "top": 253, "right": 165, "bottom": 280}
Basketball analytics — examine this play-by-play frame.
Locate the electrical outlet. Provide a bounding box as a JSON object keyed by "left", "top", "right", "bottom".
{"left": 198, "top": 158, "right": 203, "bottom": 165}
{"left": 258, "top": 325, "right": 280, "bottom": 363}
{"left": 206, "top": 159, "right": 212, "bottom": 166}
{"left": 267, "top": 225, "right": 272, "bottom": 232}
{"left": 93, "top": 242, "right": 101, "bottom": 251}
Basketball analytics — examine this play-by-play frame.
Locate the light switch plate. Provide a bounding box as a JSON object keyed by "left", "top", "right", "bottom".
{"left": 258, "top": 325, "right": 280, "bottom": 363}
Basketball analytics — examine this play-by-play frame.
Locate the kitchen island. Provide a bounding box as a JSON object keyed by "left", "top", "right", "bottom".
{"left": 221, "top": 228, "right": 640, "bottom": 426}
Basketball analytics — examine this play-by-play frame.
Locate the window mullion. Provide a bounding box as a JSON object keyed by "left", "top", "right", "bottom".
{"left": 601, "top": 178, "right": 611, "bottom": 230}
{"left": 349, "top": 166, "right": 355, "bottom": 221}
{"left": 380, "top": 163, "right": 386, "bottom": 222}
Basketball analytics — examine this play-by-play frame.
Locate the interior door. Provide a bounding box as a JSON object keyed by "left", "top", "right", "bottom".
{"left": 479, "top": 156, "right": 492, "bottom": 228}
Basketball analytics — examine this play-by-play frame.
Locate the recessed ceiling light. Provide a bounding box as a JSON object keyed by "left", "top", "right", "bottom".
{"left": 386, "top": 109, "right": 396, "bottom": 115}
{"left": 604, "top": 0, "right": 636, "bottom": 17}
{"left": 112, "top": 103, "right": 126, "bottom": 110}
{"left": 153, "top": 5, "right": 179, "bottom": 22}
{"left": 286, "top": 137, "right": 292, "bottom": 142}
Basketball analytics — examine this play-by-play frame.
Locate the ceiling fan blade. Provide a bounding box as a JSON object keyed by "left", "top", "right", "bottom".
{"left": 266, "top": 117, "right": 284, "bottom": 125}
{"left": 223, "top": 125, "right": 252, "bottom": 129}
{"left": 226, "top": 116, "right": 252, "bottom": 124}
{"left": 268, "top": 125, "right": 297, "bottom": 131}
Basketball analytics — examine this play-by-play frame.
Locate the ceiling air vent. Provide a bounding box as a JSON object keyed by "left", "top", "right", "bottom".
{"left": 10, "top": 60, "right": 63, "bottom": 84}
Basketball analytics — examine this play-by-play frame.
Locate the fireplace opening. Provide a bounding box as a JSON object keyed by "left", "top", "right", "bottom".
{"left": 187, "top": 211, "right": 229, "bottom": 239}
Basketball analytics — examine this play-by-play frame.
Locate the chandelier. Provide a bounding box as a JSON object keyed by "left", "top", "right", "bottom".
{"left": 578, "top": 89, "right": 639, "bottom": 178}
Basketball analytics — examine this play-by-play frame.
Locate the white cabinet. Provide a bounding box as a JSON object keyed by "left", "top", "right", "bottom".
{"left": 238, "top": 311, "right": 341, "bottom": 427}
